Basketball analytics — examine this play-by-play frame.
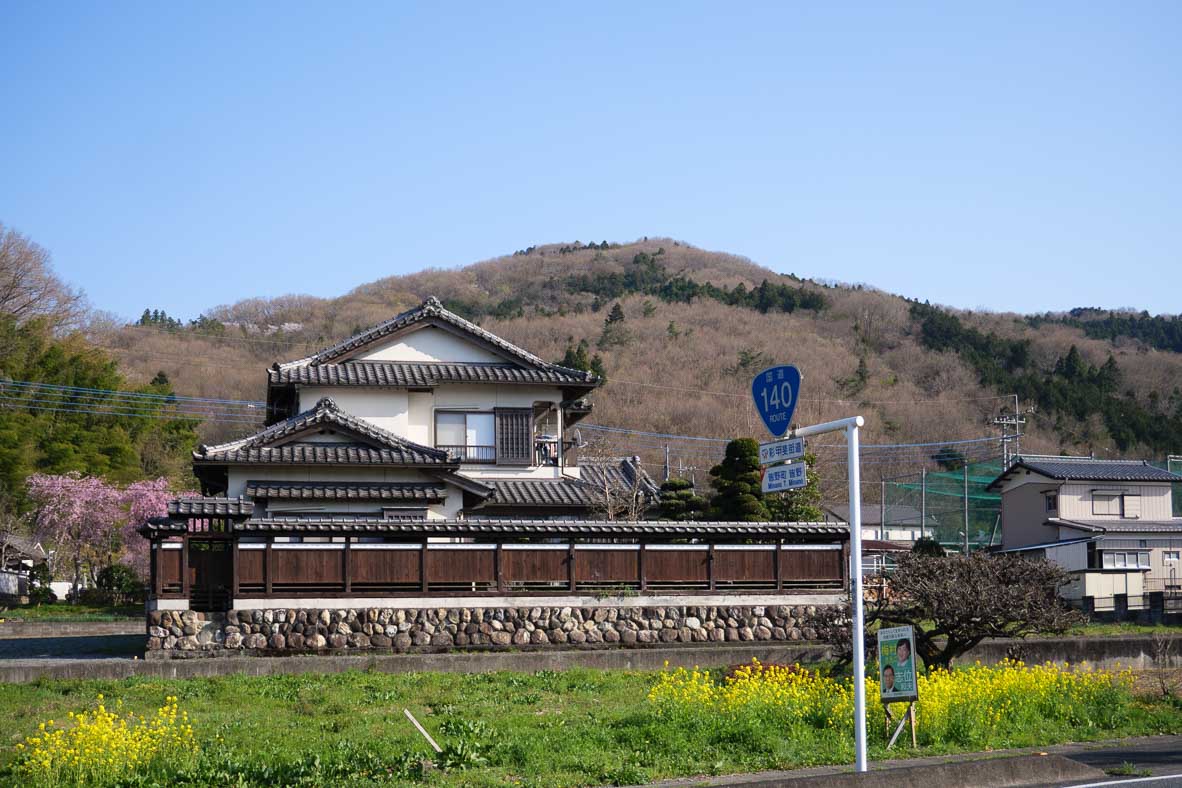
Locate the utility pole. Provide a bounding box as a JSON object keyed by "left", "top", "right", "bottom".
{"left": 663, "top": 444, "right": 670, "bottom": 482}
{"left": 880, "top": 478, "right": 886, "bottom": 541}
{"left": 963, "top": 463, "right": 970, "bottom": 555}
{"left": 920, "top": 468, "right": 927, "bottom": 542}
{"left": 991, "top": 395, "right": 1034, "bottom": 467}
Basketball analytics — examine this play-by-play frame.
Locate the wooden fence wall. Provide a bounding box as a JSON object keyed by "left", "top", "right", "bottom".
{"left": 153, "top": 538, "right": 846, "bottom": 603}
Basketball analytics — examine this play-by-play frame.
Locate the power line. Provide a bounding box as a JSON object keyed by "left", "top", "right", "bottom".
{"left": 603, "top": 377, "right": 1013, "bottom": 405}
{"left": 581, "top": 423, "right": 1002, "bottom": 452}
{"left": 0, "top": 400, "right": 263, "bottom": 425}
{"left": 0, "top": 379, "right": 265, "bottom": 408}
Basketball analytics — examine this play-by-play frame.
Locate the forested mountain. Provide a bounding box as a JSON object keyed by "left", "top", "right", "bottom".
{"left": 5, "top": 220, "right": 1182, "bottom": 510}
{"left": 0, "top": 224, "right": 199, "bottom": 509}
{"left": 91, "top": 237, "right": 1182, "bottom": 488}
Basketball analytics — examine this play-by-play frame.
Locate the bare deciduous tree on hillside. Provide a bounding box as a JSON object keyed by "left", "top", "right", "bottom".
{"left": 0, "top": 223, "right": 84, "bottom": 328}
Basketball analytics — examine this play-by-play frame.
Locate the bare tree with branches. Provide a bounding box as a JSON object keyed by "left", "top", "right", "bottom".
{"left": 585, "top": 461, "right": 652, "bottom": 522}
{"left": 0, "top": 223, "right": 84, "bottom": 329}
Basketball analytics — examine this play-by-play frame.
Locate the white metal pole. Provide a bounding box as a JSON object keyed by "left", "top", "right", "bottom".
{"left": 847, "top": 418, "right": 868, "bottom": 772}
{"left": 787, "top": 414, "right": 868, "bottom": 772}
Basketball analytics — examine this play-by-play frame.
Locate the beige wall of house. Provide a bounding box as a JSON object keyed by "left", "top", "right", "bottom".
{"left": 1057, "top": 482, "right": 1172, "bottom": 521}
{"left": 1001, "top": 479, "right": 1060, "bottom": 547}
{"left": 1044, "top": 539, "right": 1088, "bottom": 570}
{"left": 1060, "top": 570, "right": 1145, "bottom": 601}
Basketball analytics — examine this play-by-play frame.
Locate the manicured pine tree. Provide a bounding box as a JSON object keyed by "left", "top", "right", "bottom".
{"left": 707, "top": 438, "right": 770, "bottom": 521}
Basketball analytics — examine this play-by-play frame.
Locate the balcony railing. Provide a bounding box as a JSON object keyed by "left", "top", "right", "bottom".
{"left": 437, "top": 445, "right": 496, "bottom": 463}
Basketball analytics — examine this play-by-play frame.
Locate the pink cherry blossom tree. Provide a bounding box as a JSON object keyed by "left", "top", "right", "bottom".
{"left": 26, "top": 472, "right": 126, "bottom": 600}
{"left": 27, "top": 473, "right": 198, "bottom": 598}
{"left": 122, "top": 479, "right": 197, "bottom": 579}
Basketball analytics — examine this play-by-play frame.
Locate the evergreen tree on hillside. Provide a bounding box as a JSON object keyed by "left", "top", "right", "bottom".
{"left": 598, "top": 303, "right": 630, "bottom": 349}
{"left": 708, "top": 439, "right": 770, "bottom": 521}
{"left": 558, "top": 339, "right": 591, "bottom": 371}
{"left": 589, "top": 354, "right": 607, "bottom": 381}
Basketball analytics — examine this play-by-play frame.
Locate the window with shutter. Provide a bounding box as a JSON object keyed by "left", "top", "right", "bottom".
{"left": 495, "top": 408, "right": 533, "bottom": 466}
{"left": 1092, "top": 493, "right": 1120, "bottom": 517}
{"left": 1122, "top": 493, "right": 1141, "bottom": 519}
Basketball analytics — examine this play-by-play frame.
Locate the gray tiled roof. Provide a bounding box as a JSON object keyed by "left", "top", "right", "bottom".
{"left": 277, "top": 297, "right": 598, "bottom": 385}
{"left": 139, "top": 518, "right": 188, "bottom": 534}
{"left": 987, "top": 457, "right": 1182, "bottom": 490}
{"left": 1053, "top": 518, "right": 1182, "bottom": 534}
{"left": 0, "top": 533, "right": 47, "bottom": 561}
{"left": 167, "top": 497, "right": 255, "bottom": 517}
{"left": 197, "top": 397, "right": 453, "bottom": 467}
{"left": 480, "top": 459, "right": 660, "bottom": 509}
{"left": 268, "top": 361, "right": 594, "bottom": 387}
{"left": 233, "top": 516, "right": 848, "bottom": 538}
{"left": 244, "top": 481, "right": 447, "bottom": 502}
{"left": 484, "top": 479, "right": 599, "bottom": 508}
{"left": 580, "top": 459, "right": 661, "bottom": 497}
{"left": 200, "top": 444, "right": 450, "bottom": 466}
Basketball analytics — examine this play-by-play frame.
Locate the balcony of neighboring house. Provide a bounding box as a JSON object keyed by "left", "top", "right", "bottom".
{"left": 435, "top": 406, "right": 571, "bottom": 467}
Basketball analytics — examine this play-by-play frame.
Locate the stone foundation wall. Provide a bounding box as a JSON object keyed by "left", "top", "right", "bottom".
{"left": 147, "top": 603, "right": 839, "bottom": 655}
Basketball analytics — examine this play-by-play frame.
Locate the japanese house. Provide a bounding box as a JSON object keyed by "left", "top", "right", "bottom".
{"left": 140, "top": 297, "right": 848, "bottom": 621}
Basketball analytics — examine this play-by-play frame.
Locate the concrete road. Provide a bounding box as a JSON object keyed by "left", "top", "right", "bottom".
{"left": 1050, "top": 736, "right": 1182, "bottom": 787}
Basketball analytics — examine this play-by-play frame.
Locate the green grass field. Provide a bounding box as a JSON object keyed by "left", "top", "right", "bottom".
{"left": 0, "top": 602, "right": 142, "bottom": 623}
{"left": 1, "top": 666, "right": 1180, "bottom": 787}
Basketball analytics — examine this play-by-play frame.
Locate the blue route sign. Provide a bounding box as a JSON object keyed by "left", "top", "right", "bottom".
{"left": 751, "top": 365, "right": 802, "bottom": 438}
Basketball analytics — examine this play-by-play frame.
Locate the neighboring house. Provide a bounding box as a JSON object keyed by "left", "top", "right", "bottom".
{"left": 988, "top": 455, "right": 1182, "bottom": 601}
{"left": 193, "top": 296, "right": 657, "bottom": 524}
{"left": 0, "top": 533, "right": 48, "bottom": 601}
{"left": 823, "top": 503, "right": 937, "bottom": 544}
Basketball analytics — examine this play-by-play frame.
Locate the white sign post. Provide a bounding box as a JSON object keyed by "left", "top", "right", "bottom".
{"left": 751, "top": 367, "right": 868, "bottom": 772}
{"left": 792, "top": 416, "right": 868, "bottom": 772}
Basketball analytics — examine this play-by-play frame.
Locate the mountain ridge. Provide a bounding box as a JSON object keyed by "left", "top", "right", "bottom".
{"left": 100, "top": 238, "right": 1182, "bottom": 486}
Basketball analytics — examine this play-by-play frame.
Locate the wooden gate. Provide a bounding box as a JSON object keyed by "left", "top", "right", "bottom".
{"left": 188, "top": 539, "right": 232, "bottom": 611}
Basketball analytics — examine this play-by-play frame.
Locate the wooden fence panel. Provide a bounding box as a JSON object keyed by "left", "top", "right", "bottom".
{"left": 237, "top": 549, "right": 265, "bottom": 591}
{"left": 781, "top": 549, "right": 842, "bottom": 583}
{"left": 503, "top": 549, "right": 567, "bottom": 585}
{"left": 427, "top": 548, "right": 495, "bottom": 591}
{"left": 575, "top": 549, "right": 639, "bottom": 586}
{"left": 646, "top": 550, "right": 709, "bottom": 587}
{"left": 159, "top": 549, "right": 183, "bottom": 594}
{"left": 714, "top": 549, "right": 776, "bottom": 588}
{"left": 350, "top": 550, "right": 421, "bottom": 590}
{"left": 272, "top": 549, "right": 343, "bottom": 588}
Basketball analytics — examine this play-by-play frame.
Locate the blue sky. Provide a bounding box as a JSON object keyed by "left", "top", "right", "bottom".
{"left": 1, "top": 3, "right": 1179, "bottom": 320}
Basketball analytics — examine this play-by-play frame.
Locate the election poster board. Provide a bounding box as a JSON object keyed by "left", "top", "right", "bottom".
{"left": 877, "top": 625, "right": 918, "bottom": 703}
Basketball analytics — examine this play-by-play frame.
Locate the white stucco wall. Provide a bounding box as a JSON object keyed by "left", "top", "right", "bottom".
{"left": 297, "top": 388, "right": 410, "bottom": 436}
{"left": 295, "top": 384, "right": 564, "bottom": 454}
{"left": 354, "top": 326, "right": 504, "bottom": 364}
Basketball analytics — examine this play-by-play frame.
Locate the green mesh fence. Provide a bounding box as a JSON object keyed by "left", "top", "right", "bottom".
{"left": 880, "top": 458, "right": 1004, "bottom": 551}
{"left": 1165, "top": 457, "right": 1182, "bottom": 518}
